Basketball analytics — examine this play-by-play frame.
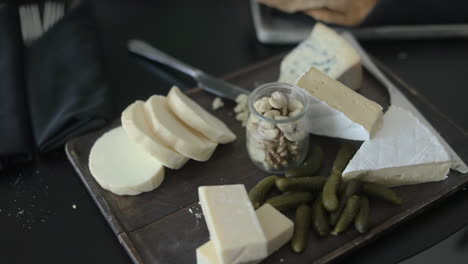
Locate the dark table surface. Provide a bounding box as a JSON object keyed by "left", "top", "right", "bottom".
{"left": 1, "top": 0, "right": 467, "bottom": 263}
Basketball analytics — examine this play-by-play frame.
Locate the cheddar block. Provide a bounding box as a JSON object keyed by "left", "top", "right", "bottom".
{"left": 198, "top": 185, "right": 268, "bottom": 264}
{"left": 121, "top": 100, "right": 188, "bottom": 169}
{"left": 167, "top": 86, "right": 236, "bottom": 144}
{"left": 196, "top": 204, "right": 294, "bottom": 264}
{"left": 88, "top": 126, "right": 165, "bottom": 196}
{"left": 145, "top": 95, "right": 217, "bottom": 161}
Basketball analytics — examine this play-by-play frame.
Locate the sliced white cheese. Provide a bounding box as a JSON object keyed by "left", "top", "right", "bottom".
{"left": 88, "top": 126, "right": 165, "bottom": 196}
{"left": 279, "top": 23, "right": 362, "bottom": 90}
{"left": 196, "top": 204, "right": 294, "bottom": 264}
{"left": 121, "top": 100, "right": 189, "bottom": 169}
{"left": 343, "top": 106, "right": 452, "bottom": 186}
{"left": 145, "top": 95, "right": 218, "bottom": 161}
{"left": 296, "top": 66, "right": 383, "bottom": 141}
{"left": 167, "top": 86, "right": 236, "bottom": 144}
{"left": 198, "top": 185, "right": 268, "bottom": 264}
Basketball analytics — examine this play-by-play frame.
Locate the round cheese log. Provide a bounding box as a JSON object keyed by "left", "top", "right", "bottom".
{"left": 89, "top": 126, "right": 165, "bottom": 196}
{"left": 145, "top": 95, "right": 218, "bottom": 161}
{"left": 122, "top": 101, "right": 189, "bottom": 169}
{"left": 167, "top": 86, "right": 236, "bottom": 144}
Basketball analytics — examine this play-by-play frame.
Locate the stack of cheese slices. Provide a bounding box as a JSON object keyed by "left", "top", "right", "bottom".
{"left": 282, "top": 23, "right": 453, "bottom": 187}
{"left": 88, "top": 86, "right": 236, "bottom": 195}
{"left": 197, "top": 185, "right": 294, "bottom": 264}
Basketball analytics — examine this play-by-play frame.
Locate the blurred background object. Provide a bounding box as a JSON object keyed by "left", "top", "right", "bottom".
{"left": 252, "top": 0, "right": 468, "bottom": 43}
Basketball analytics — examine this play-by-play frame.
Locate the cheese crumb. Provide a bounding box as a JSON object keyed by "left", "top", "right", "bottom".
{"left": 234, "top": 94, "right": 250, "bottom": 127}
{"left": 212, "top": 97, "right": 224, "bottom": 110}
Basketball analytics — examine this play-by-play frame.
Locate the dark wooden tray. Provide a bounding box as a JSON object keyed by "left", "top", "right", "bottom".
{"left": 65, "top": 54, "right": 468, "bottom": 264}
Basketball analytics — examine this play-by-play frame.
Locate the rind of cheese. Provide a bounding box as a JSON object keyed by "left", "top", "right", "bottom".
{"left": 167, "top": 86, "right": 236, "bottom": 144}
{"left": 198, "top": 185, "right": 268, "bottom": 264}
{"left": 196, "top": 204, "right": 294, "bottom": 264}
{"left": 279, "top": 23, "right": 362, "bottom": 90}
{"left": 121, "top": 101, "right": 188, "bottom": 169}
{"left": 88, "top": 126, "right": 165, "bottom": 196}
{"left": 296, "top": 66, "right": 383, "bottom": 139}
{"left": 145, "top": 95, "right": 218, "bottom": 161}
{"left": 343, "top": 106, "right": 452, "bottom": 186}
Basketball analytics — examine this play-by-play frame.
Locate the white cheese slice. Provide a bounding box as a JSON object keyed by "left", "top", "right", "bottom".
{"left": 296, "top": 66, "right": 383, "bottom": 140}
{"left": 198, "top": 185, "right": 268, "bottom": 264}
{"left": 88, "top": 126, "right": 165, "bottom": 196}
{"left": 145, "top": 95, "right": 218, "bottom": 161}
{"left": 121, "top": 100, "right": 189, "bottom": 169}
{"left": 196, "top": 204, "right": 293, "bottom": 264}
{"left": 167, "top": 86, "right": 236, "bottom": 144}
{"left": 279, "top": 23, "right": 362, "bottom": 90}
{"left": 343, "top": 106, "right": 453, "bottom": 186}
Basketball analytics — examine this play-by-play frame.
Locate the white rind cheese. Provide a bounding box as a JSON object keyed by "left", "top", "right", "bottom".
{"left": 196, "top": 204, "right": 294, "bottom": 264}
{"left": 279, "top": 23, "right": 362, "bottom": 90}
{"left": 343, "top": 106, "right": 452, "bottom": 186}
{"left": 296, "top": 66, "right": 383, "bottom": 141}
{"left": 198, "top": 185, "right": 268, "bottom": 264}
{"left": 88, "top": 126, "right": 165, "bottom": 196}
{"left": 167, "top": 86, "right": 236, "bottom": 144}
{"left": 145, "top": 95, "right": 218, "bottom": 161}
{"left": 121, "top": 100, "right": 189, "bottom": 169}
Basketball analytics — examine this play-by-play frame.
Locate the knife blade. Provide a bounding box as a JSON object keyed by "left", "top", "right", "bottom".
{"left": 342, "top": 32, "right": 468, "bottom": 173}
{"left": 127, "top": 39, "right": 250, "bottom": 101}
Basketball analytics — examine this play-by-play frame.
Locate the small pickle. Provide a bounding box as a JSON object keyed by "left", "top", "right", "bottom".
{"left": 331, "top": 195, "right": 361, "bottom": 236}
{"left": 248, "top": 175, "right": 278, "bottom": 209}
{"left": 312, "top": 195, "right": 329, "bottom": 237}
{"left": 285, "top": 145, "right": 324, "bottom": 177}
{"left": 266, "top": 192, "right": 314, "bottom": 211}
{"left": 362, "top": 182, "right": 403, "bottom": 205}
{"left": 355, "top": 196, "right": 370, "bottom": 234}
{"left": 276, "top": 176, "right": 326, "bottom": 193}
{"left": 329, "top": 179, "right": 362, "bottom": 226}
{"left": 291, "top": 204, "right": 312, "bottom": 253}
{"left": 322, "top": 144, "right": 356, "bottom": 212}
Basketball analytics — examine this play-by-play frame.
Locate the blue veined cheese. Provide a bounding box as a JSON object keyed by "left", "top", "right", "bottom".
{"left": 343, "top": 106, "right": 452, "bottom": 186}
{"left": 198, "top": 185, "right": 268, "bottom": 264}
{"left": 196, "top": 204, "right": 294, "bottom": 264}
{"left": 279, "top": 23, "right": 362, "bottom": 90}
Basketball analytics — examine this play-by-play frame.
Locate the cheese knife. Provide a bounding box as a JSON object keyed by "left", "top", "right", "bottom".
{"left": 127, "top": 39, "right": 250, "bottom": 101}
{"left": 342, "top": 32, "right": 468, "bottom": 174}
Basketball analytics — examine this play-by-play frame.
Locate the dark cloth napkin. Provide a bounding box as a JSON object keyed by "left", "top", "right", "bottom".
{"left": 0, "top": 3, "right": 32, "bottom": 170}
{"left": 26, "top": 1, "right": 112, "bottom": 152}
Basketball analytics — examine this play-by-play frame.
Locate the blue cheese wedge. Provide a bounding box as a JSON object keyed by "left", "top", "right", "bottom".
{"left": 343, "top": 106, "right": 452, "bottom": 186}
{"left": 279, "top": 23, "right": 362, "bottom": 90}
{"left": 198, "top": 185, "right": 268, "bottom": 264}
{"left": 196, "top": 204, "right": 294, "bottom": 264}
{"left": 296, "top": 66, "right": 383, "bottom": 141}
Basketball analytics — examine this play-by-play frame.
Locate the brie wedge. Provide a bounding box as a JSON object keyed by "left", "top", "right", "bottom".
{"left": 296, "top": 66, "right": 383, "bottom": 140}
{"left": 88, "top": 126, "right": 165, "bottom": 196}
{"left": 196, "top": 204, "right": 293, "bottom": 264}
{"left": 121, "top": 101, "right": 189, "bottom": 169}
{"left": 343, "top": 106, "right": 452, "bottom": 186}
{"left": 279, "top": 23, "right": 362, "bottom": 90}
{"left": 167, "top": 86, "right": 236, "bottom": 144}
{"left": 145, "top": 95, "right": 218, "bottom": 161}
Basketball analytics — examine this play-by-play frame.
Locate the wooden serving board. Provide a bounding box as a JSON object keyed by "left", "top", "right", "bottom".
{"left": 66, "top": 54, "right": 468, "bottom": 264}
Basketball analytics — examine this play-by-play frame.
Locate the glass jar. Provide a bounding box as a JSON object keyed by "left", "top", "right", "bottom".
{"left": 246, "top": 82, "right": 309, "bottom": 174}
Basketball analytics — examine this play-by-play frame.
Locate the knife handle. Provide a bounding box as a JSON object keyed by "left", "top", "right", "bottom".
{"left": 128, "top": 39, "right": 203, "bottom": 79}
